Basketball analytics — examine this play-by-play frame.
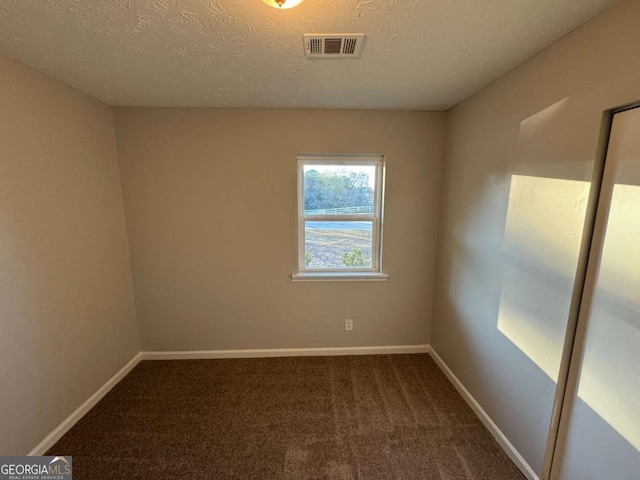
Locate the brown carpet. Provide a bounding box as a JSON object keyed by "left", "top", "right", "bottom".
{"left": 47, "top": 354, "right": 524, "bottom": 479}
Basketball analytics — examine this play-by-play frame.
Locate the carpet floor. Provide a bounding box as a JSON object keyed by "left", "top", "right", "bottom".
{"left": 47, "top": 354, "right": 525, "bottom": 479}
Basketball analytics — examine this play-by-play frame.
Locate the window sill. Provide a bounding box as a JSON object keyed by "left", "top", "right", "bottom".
{"left": 291, "top": 272, "right": 389, "bottom": 282}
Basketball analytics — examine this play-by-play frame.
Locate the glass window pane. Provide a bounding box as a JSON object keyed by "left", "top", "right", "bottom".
{"left": 303, "top": 164, "right": 376, "bottom": 215}
{"left": 304, "top": 221, "right": 373, "bottom": 269}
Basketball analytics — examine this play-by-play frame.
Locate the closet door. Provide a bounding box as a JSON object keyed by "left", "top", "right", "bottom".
{"left": 551, "top": 108, "right": 640, "bottom": 479}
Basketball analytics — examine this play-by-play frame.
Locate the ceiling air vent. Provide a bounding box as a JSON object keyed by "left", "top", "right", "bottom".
{"left": 303, "top": 34, "right": 365, "bottom": 58}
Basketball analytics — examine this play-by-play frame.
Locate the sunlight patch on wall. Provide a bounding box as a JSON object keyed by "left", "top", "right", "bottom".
{"left": 497, "top": 174, "right": 590, "bottom": 380}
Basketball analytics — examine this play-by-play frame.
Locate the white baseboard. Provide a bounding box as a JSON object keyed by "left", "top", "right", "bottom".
{"left": 28, "top": 342, "right": 538, "bottom": 476}
{"left": 27, "top": 343, "right": 538, "bottom": 480}
{"left": 29, "top": 345, "right": 428, "bottom": 454}
{"left": 28, "top": 352, "right": 143, "bottom": 456}
{"left": 429, "top": 347, "right": 539, "bottom": 480}
{"left": 142, "top": 344, "right": 430, "bottom": 360}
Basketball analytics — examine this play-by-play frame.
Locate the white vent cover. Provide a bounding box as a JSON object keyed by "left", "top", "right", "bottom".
{"left": 303, "top": 34, "right": 365, "bottom": 58}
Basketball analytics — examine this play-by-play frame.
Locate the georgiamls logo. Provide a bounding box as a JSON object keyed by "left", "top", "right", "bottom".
{"left": 0, "top": 456, "right": 72, "bottom": 478}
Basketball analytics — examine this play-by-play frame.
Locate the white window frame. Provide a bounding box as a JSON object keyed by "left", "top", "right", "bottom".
{"left": 292, "top": 153, "right": 388, "bottom": 282}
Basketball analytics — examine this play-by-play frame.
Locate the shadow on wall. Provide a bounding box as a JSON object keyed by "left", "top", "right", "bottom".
{"left": 497, "top": 99, "right": 640, "bottom": 456}
{"left": 497, "top": 95, "right": 591, "bottom": 384}
{"left": 574, "top": 181, "right": 640, "bottom": 451}
{"left": 498, "top": 174, "right": 640, "bottom": 455}
{"left": 434, "top": 61, "right": 640, "bottom": 471}
{"left": 561, "top": 172, "right": 640, "bottom": 474}
{"left": 498, "top": 173, "right": 589, "bottom": 380}
{"left": 554, "top": 395, "right": 638, "bottom": 477}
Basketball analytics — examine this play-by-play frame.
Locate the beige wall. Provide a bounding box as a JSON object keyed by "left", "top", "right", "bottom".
{"left": 433, "top": 0, "right": 640, "bottom": 475}
{"left": 0, "top": 55, "right": 139, "bottom": 455}
{"left": 114, "top": 108, "right": 444, "bottom": 351}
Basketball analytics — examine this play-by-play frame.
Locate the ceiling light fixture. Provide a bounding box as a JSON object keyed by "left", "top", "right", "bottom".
{"left": 262, "top": 0, "right": 304, "bottom": 9}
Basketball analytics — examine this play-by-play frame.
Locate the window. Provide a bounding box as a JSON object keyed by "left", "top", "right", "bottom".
{"left": 292, "top": 154, "right": 388, "bottom": 281}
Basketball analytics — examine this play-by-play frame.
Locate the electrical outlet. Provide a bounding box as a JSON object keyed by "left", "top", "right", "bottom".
{"left": 344, "top": 318, "right": 354, "bottom": 331}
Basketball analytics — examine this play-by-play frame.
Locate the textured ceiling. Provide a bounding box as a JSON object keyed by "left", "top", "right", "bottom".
{"left": 0, "top": 0, "right": 619, "bottom": 109}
